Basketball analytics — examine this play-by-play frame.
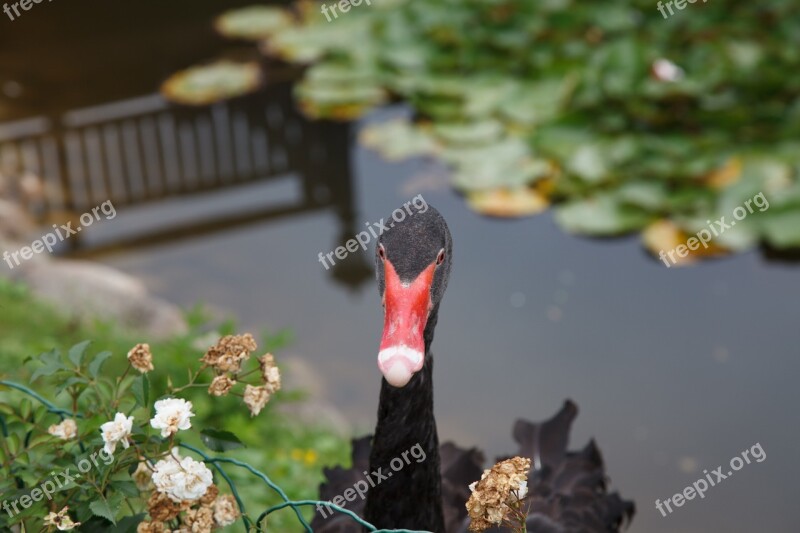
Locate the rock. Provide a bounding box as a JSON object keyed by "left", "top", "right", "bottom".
{"left": 10, "top": 259, "right": 188, "bottom": 339}
{"left": 0, "top": 198, "right": 37, "bottom": 242}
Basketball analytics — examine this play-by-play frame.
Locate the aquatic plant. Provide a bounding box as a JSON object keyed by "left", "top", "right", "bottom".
{"left": 241, "top": 0, "right": 800, "bottom": 262}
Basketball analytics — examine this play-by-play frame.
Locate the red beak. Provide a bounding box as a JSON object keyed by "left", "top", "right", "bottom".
{"left": 378, "top": 260, "right": 435, "bottom": 387}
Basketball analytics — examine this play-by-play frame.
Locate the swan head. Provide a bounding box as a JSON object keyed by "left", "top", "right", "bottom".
{"left": 375, "top": 204, "right": 452, "bottom": 388}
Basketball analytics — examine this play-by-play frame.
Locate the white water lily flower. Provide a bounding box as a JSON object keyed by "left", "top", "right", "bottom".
{"left": 150, "top": 398, "right": 194, "bottom": 438}
{"left": 100, "top": 412, "right": 134, "bottom": 454}
{"left": 152, "top": 455, "right": 214, "bottom": 502}
{"left": 652, "top": 58, "right": 685, "bottom": 82}
{"left": 48, "top": 419, "right": 78, "bottom": 440}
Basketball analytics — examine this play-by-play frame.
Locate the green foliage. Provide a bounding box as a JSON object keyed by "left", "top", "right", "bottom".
{"left": 0, "top": 279, "right": 350, "bottom": 532}
{"left": 257, "top": 0, "right": 800, "bottom": 257}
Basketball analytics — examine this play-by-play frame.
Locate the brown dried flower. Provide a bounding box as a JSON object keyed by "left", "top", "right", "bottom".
{"left": 199, "top": 483, "right": 219, "bottom": 506}
{"left": 147, "top": 491, "right": 183, "bottom": 522}
{"left": 258, "top": 353, "right": 282, "bottom": 393}
{"left": 208, "top": 375, "right": 236, "bottom": 397}
{"left": 47, "top": 419, "right": 78, "bottom": 440}
{"left": 133, "top": 459, "right": 154, "bottom": 491}
{"left": 136, "top": 521, "right": 167, "bottom": 533}
{"left": 243, "top": 384, "right": 270, "bottom": 416}
{"left": 185, "top": 506, "right": 215, "bottom": 533}
{"left": 213, "top": 494, "right": 240, "bottom": 527}
{"left": 465, "top": 456, "right": 531, "bottom": 532}
{"left": 128, "top": 343, "right": 155, "bottom": 373}
{"left": 200, "top": 334, "right": 257, "bottom": 373}
{"left": 43, "top": 506, "right": 80, "bottom": 530}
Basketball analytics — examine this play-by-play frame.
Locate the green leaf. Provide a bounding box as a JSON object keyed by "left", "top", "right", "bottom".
{"left": 116, "top": 513, "right": 147, "bottom": 533}
{"left": 132, "top": 375, "right": 149, "bottom": 408}
{"left": 200, "top": 429, "right": 246, "bottom": 452}
{"left": 55, "top": 376, "right": 89, "bottom": 396}
{"left": 110, "top": 480, "right": 140, "bottom": 497}
{"left": 29, "top": 349, "right": 66, "bottom": 383}
{"left": 88, "top": 351, "right": 113, "bottom": 378}
{"left": 89, "top": 498, "right": 117, "bottom": 525}
{"left": 68, "top": 340, "right": 92, "bottom": 367}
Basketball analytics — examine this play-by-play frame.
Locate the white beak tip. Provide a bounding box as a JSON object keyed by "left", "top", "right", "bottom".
{"left": 382, "top": 364, "right": 414, "bottom": 387}
{"left": 377, "top": 346, "right": 424, "bottom": 388}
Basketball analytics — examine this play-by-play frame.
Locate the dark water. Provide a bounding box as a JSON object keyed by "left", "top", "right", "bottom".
{"left": 3, "top": 3, "right": 799, "bottom": 532}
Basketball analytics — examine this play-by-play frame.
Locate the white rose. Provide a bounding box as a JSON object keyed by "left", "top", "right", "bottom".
{"left": 100, "top": 412, "right": 134, "bottom": 455}
{"left": 150, "top": 398, "right": 194, "bottom": 438}
{"left": 152, "top": 455, "right": 213, "bottom": 503}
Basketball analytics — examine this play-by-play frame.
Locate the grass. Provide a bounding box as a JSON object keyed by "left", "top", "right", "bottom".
{"left": 0, "top": 277, "right": 351, "bottom": 532}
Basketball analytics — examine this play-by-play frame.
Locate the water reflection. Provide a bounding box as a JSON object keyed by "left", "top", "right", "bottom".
{"left": 2, "top": 4, "right": 799, "bottom": 533}
{"left": 0, "top": 80, "right": 374, "bottom": 291}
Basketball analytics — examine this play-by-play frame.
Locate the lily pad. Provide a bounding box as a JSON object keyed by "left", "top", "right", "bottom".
{"left": 555, "top": 194, "right": 652, "bottom": 236}
{"left": 214, "top": 6, "right": 292, "bottom": 41}
{"left": 431, "top": 119, "right": 504, "bottom": 146}
{"left": 467, "top": 187, "right": 550, "bottom": 218}
{"left": 643, "top": 219, "right": 730, "bottom": 266}
{"left": 359, "top": 119, "right": 438, "bottom": 161}
{"left": 160, "top": 61, "right": 262, "bottom": 106}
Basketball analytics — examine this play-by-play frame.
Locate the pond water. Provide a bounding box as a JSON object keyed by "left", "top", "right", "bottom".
{"left": 95, "top": 105, "right": 800, "bottom": 533}
{"left": 4, "top": 2, "right": 799, "bottom": 532}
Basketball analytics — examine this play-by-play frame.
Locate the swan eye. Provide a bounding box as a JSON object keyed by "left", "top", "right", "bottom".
{"left": 378, "top": 245, "right": 386, "bottom": 262}
{"left": 436, "top": 249, "right": 446, "bottom": 266}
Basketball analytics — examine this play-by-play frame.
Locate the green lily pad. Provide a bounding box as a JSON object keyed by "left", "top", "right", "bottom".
{"left": 555, "top": 194, "right": 652, "bottom": 236}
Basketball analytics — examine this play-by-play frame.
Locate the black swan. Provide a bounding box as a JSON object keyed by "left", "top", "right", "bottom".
{"left": 312, "top": 206, "right": 634, "bottom": 532}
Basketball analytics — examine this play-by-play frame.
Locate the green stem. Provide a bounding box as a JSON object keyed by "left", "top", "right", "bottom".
{"left": 255, "top": 500, "right": 431, "bottom": 533}
{"left": 178, "top": 443, "right": 307, "bottom": 532}
{"left": 0, "top": 380, "right": 82, "bottom": 418}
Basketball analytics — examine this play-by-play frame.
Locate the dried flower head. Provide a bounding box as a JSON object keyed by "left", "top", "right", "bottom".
{"left": 465, "top": 456, "right": 531, "bottom": 532}
{"left": 208, "top": 375, "right": 236, "bottom": 397}
{"left": 199, "top": 483, "right": 219, "bottom": 506}
{"left": 48, "top": 419, "right": 78, "bottom": 440}
{"left": 200, "top": 334, "right": 257, "bottom": 373}
{"left": 258, "top": 353, "right": 281, "bottom": 393}
{"left": 152, "top": 455, "right": 214, "bottom": 503}
{"left": 133, "top": 460, "right": 154, "bottom": 491}
{"left": 243, "top": 384, "right": 270, "bottom": 416}
{"left": 100, "top": 412, "right": 134, "bottom": 455}
{"left": 213, "top": 494, "right": 240, "bottom": 527}
{"left": 147, "top": 491, "right": 184, "bottom": 522}
{"left": 43, "top": 506, "right": 80, "bottom": 530}
{"left": 150, "top": 398, "right": 194, "bottom": 438}
{"left": 136, "top": 520, "right": 167, "bottom": 533}
{"left": 185, "top": 506, "right": 215, "bottom": 533}
{"left": 128, "top": 343, "right": 155, "bottom": 373}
